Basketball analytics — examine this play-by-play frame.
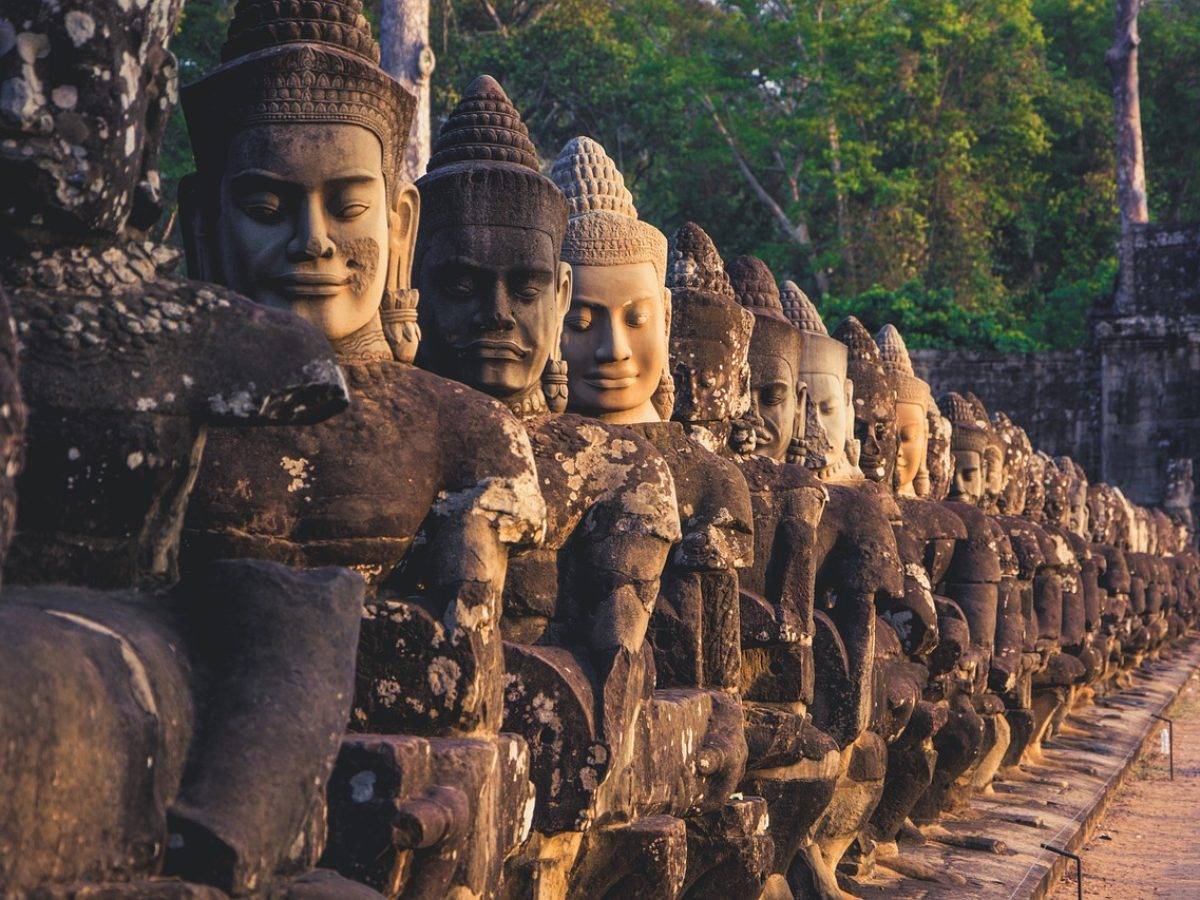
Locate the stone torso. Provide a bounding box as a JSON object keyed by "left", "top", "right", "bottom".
{"left": 185, "top": 362, "right": 542, "bottom": 589}
{"left": 501, "top": 412, "right": 680, "bottom": 640}
{"left": 627, "top": 419, "right": 753, "bottom": 691}
{"left": 6, "top": 251, "right": 346, "bottom": 589}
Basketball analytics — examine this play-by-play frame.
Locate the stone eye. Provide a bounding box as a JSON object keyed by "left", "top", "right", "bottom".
{"left": 566, "top": 308, "right": 592, "bottom": 331}
{"left": 239, "top": 194, "right": 283, "bottom": 223}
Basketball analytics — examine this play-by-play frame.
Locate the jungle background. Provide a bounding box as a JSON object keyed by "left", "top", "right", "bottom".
{"left": 164, "top": 0, "right": 1200, "bottom": 350}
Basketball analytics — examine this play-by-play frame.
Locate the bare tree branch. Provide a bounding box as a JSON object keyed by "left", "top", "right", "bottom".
{"left": 477, "top": 0, "right": 508, "bottom": 35}
{"left": 702, "top": 94, "right": 829, "bottom": 294}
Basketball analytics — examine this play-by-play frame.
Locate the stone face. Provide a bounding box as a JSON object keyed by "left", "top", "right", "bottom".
{"left": 0, "top": 0, "right": 379, "bottom": 893}
{"left": 4, "top": 0, "right": 1200, "bottom": 890}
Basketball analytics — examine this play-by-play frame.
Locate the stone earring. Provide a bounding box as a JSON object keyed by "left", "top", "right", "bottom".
{"left": 651, "top": 367, "right": 675, "bottom": 421}
{"left": 542, "top": 358, "right": 569, "bottom": 413}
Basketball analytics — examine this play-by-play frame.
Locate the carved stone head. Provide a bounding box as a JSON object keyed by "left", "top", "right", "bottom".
{"left": 1057, "top": 456, "right": 1090, "bottom": 538}
{"left": 551, "top": 136, "right": 668, "bottom": 425}
{"left": 1, "top": 0, "right": 183, "bottom": 239}
{"left": 962, "top": 392, "right": 1004, "bottom": 513}
{"left": 729, "top": 256, "right": 805, "bottom": 463}
{"left": 925, "top": 409, "right": 954, "bottom": 501}
{"left": 1041, "top": 453, "right": 1072, "bottom": 529}
{"left": 1087, "top": 484, "right": 1110, "bottom": 543}
{"left": 663, "top": 223, "right": 753, "bottom": 443}
{"left": 414, "top": 76, "right": 571, "bottom": 415}
{"left": 180, "top": 0, "right": 420, "bottom": 353}
{"left": 1152, "top": 508, "right": 1174, "bottom": 555}
{"left": 1110, "top": 487, "right": 1134, "bottom": 550}
{"left": 1023, "top": 450, "right": 1046, "bottom": 521}
{"left": 938, "top": 391, "right": 988, "bottom": 505}
{"left": 834, "top": 316, "right": 897, "bottom": 487}
{"left": 781, "top": 282, "right": 856, "bottom": 480}
{"left": 1163, "top": 458, "right": 1195, "bottom": 538}
{"left": 877, "top": 324, "right": 932, "bottom": 497}
{"left": 992, "top": 411, "right": 1031, "bottom": 516}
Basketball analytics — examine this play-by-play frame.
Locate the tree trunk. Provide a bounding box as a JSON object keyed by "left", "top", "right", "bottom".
{"left": 1106, "top": 0, "right": 1148, "bottom": 306}
{"left": 380, "top": 0, "right": 436, "bottom": 182}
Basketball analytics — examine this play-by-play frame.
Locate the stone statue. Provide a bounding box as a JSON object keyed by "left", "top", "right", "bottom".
{"left": 551, "top": 135, "right": 770, "bottom": 895}
{"left": 862, "top": 325, "right": 962, "bottom": 857}
{"left": 178, "top": 9, "right": 549, "bottom": 896}
{"left": 725, "top": 254, "right": 857, "bottom": 893}
{"left": 412, "top": 79, "right": 693, "bottom": 895}
{"left": 777, "top": 297, "right": 910, "bottom": 890}
{"left": 0, "top": 0, "right": 379, "bottom": 893}
{"left": 781, "top": 283, "right": 858, "bottom": 482}
{"left": 987, "top": 413, "right": 1052, "bottom": 767}
{"left": 909, "top": 392, "right": 1002, "bottom": 819}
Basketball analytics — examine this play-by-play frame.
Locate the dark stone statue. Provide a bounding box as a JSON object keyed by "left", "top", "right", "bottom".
{"left": 0, "top": 0, "right": 376, "bottom": 894}
{"left": 412, "top": 79, "right": 696, "bottom": 896}
{"left": 177, "top": 8, "right": 547, "bottom": 897}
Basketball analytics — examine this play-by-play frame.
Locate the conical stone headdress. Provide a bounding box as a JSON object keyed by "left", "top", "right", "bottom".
{"left": 877, "top": 324, "right": 933, "bottom": 411}
{"left": 182, "top": 0, "right": 416, "bottom": 196}
{"left": 783, "top": 282, "right": 846, "bottom": 378}
{"left": 551, "top": 137, "right": 667, "bottom": 279}
{"left": 834, "top": 316, "right": 893, "bottom": 407}
{"left": 416, "top": 76, "right": 567, "bottom": 246}
{"left": 780, "top": 281, "right": 819, "bottom": 331}
{"left": 730, "top": 257, "right": 801, "bottom": 379}
{"left": 728, "top": 257, "right": 789, "bottom": 323}
{"left": 938, "top": 391, "right": 988, "bottom": 454}
{"left": 666, "top": 224, "right": 753, "bottom": 419}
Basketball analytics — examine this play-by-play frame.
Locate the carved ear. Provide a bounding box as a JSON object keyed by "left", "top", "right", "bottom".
{"left": 388, "top": 182, "right": 421, "bottom": 292}
{"left": 556, "top": 261, "right": 573, "bottom": 317}
{"left": 795, "top": 380, "right": 808, "bottom": 441}
{"left": 179, "top": 173, "right": 218, "bottom": 282}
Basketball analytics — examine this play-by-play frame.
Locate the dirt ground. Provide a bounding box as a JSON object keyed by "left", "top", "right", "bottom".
{"left": 1052, "top": 665, "right": 1200, "bottom": 899}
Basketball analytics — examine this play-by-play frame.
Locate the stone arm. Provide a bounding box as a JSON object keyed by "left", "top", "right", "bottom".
{"left": 814, "top": 484, "right": 904, "bottom": 746}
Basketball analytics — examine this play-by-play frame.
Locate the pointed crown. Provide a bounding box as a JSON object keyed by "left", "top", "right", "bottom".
{"left": 877, "top": 324, "right": 932, "bottom": 410}
{"left": 780, "top": 281, "right": 827, "bottom": 335}
{"left": 221, "top": 0, "right": 380, "bottom": 63}
{"left": 183, "top": 0, "right": 415, "bottom": 196}
{"left": 781, "top": 281, "right": 845, "bottom": 377}
{"left": 551, "top": 136, "right": 667, "bottom": 278}
{"left": 729, "top": 257, "right": 800, "bottom": 367}
{"left": 938, "top": 391, "right": 988, "bottom": 454}
{"left": 416, "top": 75, "right": 567, "bottom": 245}
{"left": 666, "top": 223, "right": 753, "bottom": 349}
{"left": 728, "top": 256, "right": 788, "bottom": 322}
{"left": 667, "top": 223, "right": 736, "bottom": 302}
{"left": 833, "top": 316, "right": 882, "bottom": 365}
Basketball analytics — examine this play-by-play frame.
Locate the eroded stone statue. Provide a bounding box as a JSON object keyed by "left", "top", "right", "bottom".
{"left": 178, "top": 8, "right": 547, "bottom": 896}
{"left": 413, "top": 81, "right": 694, "bottom": 896}
{"left": 552, "top": 135, "right": 770, "bottom": 895}
{"left": 0, "top": 0, "right": 376, "bottom": 894}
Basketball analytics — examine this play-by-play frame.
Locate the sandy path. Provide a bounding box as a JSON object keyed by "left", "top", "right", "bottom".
{"left": 1052, "top": 664, "right": 1200, "bottom": 899}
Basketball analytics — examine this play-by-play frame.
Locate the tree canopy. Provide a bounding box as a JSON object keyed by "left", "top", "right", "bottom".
{"left": 164, "top": 0, "right": 1200, "bottom": 350}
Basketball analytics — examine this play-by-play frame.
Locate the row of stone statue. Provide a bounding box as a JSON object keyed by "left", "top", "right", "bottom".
{"left": 0, "top": 1, "right": 1195, "bottom": 898}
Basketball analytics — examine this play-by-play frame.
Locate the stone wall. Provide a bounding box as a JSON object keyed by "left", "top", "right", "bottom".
{"left": 909, "top": 348, "right": 1096, "bottom": 468}
{"left": 1094, "top": 223, "right": 1200, "bottom": 506}
{"left": 911, "top": 222, "right": 1200, "bottom": 510}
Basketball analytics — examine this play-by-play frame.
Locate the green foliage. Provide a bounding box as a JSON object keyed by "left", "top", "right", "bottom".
{"left": 817, "top": 281, "right": 1045, "bottom": 352}
{"left": 163, "top": 0, "right": 1199, "bottom": 349}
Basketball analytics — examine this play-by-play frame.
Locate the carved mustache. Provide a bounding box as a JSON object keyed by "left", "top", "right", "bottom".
{"left": 453, "top": 337, "right": 530, "bottom": 359}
